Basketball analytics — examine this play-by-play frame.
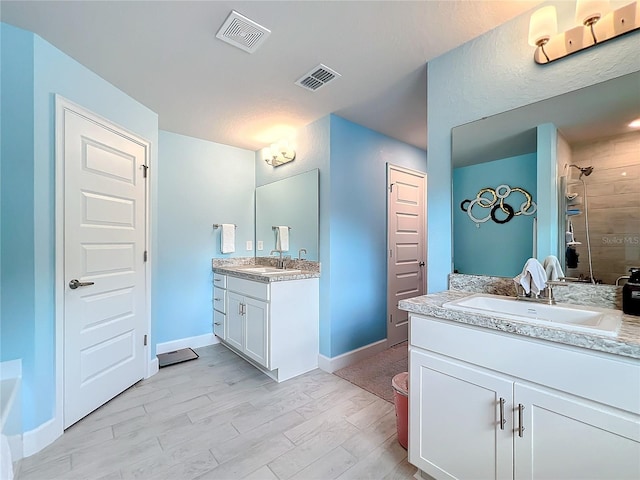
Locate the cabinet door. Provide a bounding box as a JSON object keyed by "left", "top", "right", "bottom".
{"left": 226, "top": 292, "right": 244, "bottom": 351}
{"left": 514, "top": 383, "right": 640, "bottom": 480}
{"left": 243, "top": 296, "right": 269, "bottom": 368}
{"left": 409, "top": 349, "right": 513, "bottom": 480}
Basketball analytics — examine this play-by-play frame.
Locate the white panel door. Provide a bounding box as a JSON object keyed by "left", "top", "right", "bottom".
{"left": 387, "top": 165, "right": 426, "bottom": 346}
{"left": 63, "top": 106, "right": 148, "bottom": 428}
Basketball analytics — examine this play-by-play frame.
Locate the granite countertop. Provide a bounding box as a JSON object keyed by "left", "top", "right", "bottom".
{"left": 212, "top": 264, "right": 320, "bottom": 283}
{"left": 399, "top": 290, "right": 640, "bottom": 360}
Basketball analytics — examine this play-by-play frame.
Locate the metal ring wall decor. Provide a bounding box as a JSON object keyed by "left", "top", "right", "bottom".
{"left": 462, "top": 185, "right": 536, "bottom": 225}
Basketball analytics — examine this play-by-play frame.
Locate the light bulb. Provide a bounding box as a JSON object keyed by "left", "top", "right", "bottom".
{"left": 575, "top": 0, "right": 610, "bottom": 25}
{"left": 528, "top": 6, "right": 557, "bottom": 47}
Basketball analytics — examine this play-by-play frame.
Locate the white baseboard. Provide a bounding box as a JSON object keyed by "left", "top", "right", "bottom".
{"left": 155, "top": 333, "right": 219, "bottom": 355}
{"left": 318, "top": 339, "right": 389, "bottom": 373}
{"left": 147, "top": 357, "right": 159, "bottom": 378}
{"left": 23, "top": 417, "right": 61, "bottom": 458}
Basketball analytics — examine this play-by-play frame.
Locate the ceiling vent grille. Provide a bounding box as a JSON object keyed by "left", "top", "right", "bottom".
{"left": 216, "top": 11, "right": 271, "bottom": 54}
{"left": 295, "top": 64, "right": 342, "bottom": 91}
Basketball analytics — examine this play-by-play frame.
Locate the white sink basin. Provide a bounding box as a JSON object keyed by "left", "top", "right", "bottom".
{"left": 442, "top": 294, "right": 622, "bottom": 336}
{"left": 239, "top": 267, "right": 301, "bottom": 275}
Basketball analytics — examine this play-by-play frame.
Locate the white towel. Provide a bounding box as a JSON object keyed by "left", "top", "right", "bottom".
{"left": 221, "top": 224, "right": 235, "bottom": 254}
{"left": 513, "top": 258, "right": 547, "bottom": 295}
{"left": 276, "top": 226, "right": 289, "bottom": 252}
{"left": 543, "top": 255, "right": 565, "bottom": 281}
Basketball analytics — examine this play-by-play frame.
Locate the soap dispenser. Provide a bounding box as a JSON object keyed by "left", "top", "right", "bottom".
{"left": 622, "top": 268, "right": 640, "bottom": 316}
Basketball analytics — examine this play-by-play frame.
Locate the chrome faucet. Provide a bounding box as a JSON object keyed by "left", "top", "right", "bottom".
{"left": 270, "top": 249, "right": 284, "bottom": 268}
{"left": 516, "top": 280, "right": 569, "bottom": 305}
{"left": 298, "top": 248, "right": 307, "bottom": 260}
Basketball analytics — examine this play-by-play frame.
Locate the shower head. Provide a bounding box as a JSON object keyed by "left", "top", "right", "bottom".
{"left": 569, "top": 164, "right": 594, "bottom": 178}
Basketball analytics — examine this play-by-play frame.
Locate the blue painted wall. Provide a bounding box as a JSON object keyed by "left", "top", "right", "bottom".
{"left": 426, "top": 1, "right": 640, "bottom": 293}
{"left": 328, "top": 115, "right": 425, "bottom": 357}
{"left": 535, "top": 123, "right": 560, "bottom": 260}
{"left": 0, "top": 23, "right": 36, "bottom": 392}
{"left": 155, "top": 131, "right": 255, "bottom": 348}
{"left": 0, "top": 23, "right": 158, "bottom": 431}
{"left": 255, "top": 115, "right": 426, "bottom": 357}
{"left": 453, "top": 153, "right": 537, "bottom": 277}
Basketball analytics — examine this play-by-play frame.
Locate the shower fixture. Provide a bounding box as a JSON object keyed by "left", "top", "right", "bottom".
{"left": 569, "top": 164, "right": 594, "bottom": 179}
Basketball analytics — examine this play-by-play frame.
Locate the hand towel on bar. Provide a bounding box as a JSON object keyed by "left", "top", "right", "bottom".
{"left": 513, "top": 258, "right": 547, "bottom": 295}
{"left": 543, "top": 255, "right": 565, "bottom": 281}
{"left": 221, "top": 223, "right": 235, "bottom": 254}
{"left": 276, "top": 226, "right": 289, "bottom": 252}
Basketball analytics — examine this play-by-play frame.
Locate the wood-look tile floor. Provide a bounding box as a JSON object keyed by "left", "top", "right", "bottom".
{"left": 16, "top": 344, "right": 417, "bottom": 480}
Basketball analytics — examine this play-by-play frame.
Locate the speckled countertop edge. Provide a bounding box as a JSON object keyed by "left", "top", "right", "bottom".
{"left": 211, "top": 257, "right": 320, "bottom": 283}
{"left": 399, "top": 290, "right": 640, "bottom": 360}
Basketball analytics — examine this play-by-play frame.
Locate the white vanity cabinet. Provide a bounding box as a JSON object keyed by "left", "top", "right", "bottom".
{"left": 409, "top": 315, "right": 640, "bottom": 480}
{"left": 219, "top": 274, "right": 319, "bottom": 382}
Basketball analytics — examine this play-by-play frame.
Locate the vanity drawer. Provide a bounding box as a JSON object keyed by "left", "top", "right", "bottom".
{"left": 213, "top": 287, "right": 226, "bottom": 313}
{"left": 227, "top": 276, "right": 270, "bottom": 301}
{"left": 213, "top": 273, "right": 227, "bottom": 288}
{"left": 213, "top": 309, "right": 225, "bottom": 338}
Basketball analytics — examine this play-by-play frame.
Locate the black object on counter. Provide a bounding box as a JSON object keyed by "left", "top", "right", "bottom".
{"left": 622, "top": 268, "right": 640, "bottom": 316}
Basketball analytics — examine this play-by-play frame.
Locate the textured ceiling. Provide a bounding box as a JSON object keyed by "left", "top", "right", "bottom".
{"left": 0, "top": 1, "right": 543, "bottom": 151}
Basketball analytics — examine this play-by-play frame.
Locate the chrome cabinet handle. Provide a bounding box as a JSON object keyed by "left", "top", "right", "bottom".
{"left": 499, "top": 398, "right": 506, "bottom": 430}
{"left": 518, "top": 404, "right": 525, "bottom": 437}
{"left": 69, "top": 279, "right": 94, "bottom": 289}
{"left": 214, "top": 322, "right": 221, "bottom": 326}
{"left": 214, "top": 298, "right": 222, "bottom": 301}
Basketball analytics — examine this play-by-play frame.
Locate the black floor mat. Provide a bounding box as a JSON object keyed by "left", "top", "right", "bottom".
{"left": 157, "top": 348, "right": 199, "bottom": 367}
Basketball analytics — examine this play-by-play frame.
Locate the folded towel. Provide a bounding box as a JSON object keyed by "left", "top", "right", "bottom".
{"left": 276, "top": 226, "right": 289, "bottom": 252}
{"left": 513, "top": 258, "right": 547, "bottom": 295}
{"left": 543, "top": 255, "right": 565, "bottom": 281}
{"left": 221, "top": 224, "right": 235, "bottom": 254}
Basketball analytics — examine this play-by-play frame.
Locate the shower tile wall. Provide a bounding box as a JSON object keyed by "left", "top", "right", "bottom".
{"left": 567, "top": 131, "right": 640, "bottom": 284}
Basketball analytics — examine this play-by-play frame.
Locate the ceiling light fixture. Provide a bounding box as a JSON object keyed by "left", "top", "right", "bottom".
{"left": 528, "top": 0, "right": 639, "bottom": 64}
{"left": 629, "top": 118, "right": 640, "bottom": 128}
{"left": 264, "top": 140, "right": 296, "bottom": 167}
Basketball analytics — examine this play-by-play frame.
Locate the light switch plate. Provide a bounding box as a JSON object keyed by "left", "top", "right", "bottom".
{"left": 246, "top": 240, "right": 252, "bottom": 251}
{"left": 257, "top": 241, "right": 263, "bottom": 251}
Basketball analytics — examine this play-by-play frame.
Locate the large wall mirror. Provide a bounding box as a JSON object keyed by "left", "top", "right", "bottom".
{"left": 452, "top": 71, "right": 640, "bottom": 284}
{"left": 255, "top": 169, "right": 319, "bottom": 261}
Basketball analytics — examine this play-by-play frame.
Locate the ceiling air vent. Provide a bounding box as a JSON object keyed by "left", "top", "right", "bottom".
{"left": 295, "top": 64, "right": 342, "bottom": 92}
{"left": 215, "top": 10, "right": 271, "bottom": 54}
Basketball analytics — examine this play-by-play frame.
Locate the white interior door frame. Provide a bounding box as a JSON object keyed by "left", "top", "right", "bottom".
{"left": 53, "top": 95, "right": 152, "bottom": 440}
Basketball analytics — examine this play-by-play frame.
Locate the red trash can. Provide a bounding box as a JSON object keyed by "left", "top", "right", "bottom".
{"left": 392, "top": 372, "right": 409, "bottom": 449}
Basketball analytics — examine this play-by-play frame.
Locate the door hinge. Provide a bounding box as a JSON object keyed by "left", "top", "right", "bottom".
{"left": 389, "top": 249, "right": 393, "bottom": 258}
{"left": 143, "top": 250, "right": 148, "bottom": 262}
{"left": 389, "top": 183, "right": 394, "bottom": 192}
{"left": 142, "top": 164, "right": 149, "bottom": 178}
{"left": 144, "top": 334, "right": 148, "bottom": 346}
{"left": 390, "top": 314, "right": 393, "bottom": 323}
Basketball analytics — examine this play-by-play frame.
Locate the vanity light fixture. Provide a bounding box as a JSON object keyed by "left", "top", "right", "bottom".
{"left": 264, "top": 139, "right": 296, "bottom": 167}
{"left": 629, "top": 117, "right": 640, "bottom": 128}
{"left": 528, "top": 0, "right": 640, "bottom": 64}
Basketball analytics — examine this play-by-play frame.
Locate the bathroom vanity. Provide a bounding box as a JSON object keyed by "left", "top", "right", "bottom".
{"left": 212, "top": 262, "right": 320, "bottom": 382}
{"left": 400, "top": 290, "right": 640, "bottom": 480}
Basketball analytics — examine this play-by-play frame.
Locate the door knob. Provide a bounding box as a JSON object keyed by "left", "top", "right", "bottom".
{"left": 419, "top": 261, "right": 425, "bottom": 267}
{"left": 69, "top": 279, "right": 95, "bottom": 289}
